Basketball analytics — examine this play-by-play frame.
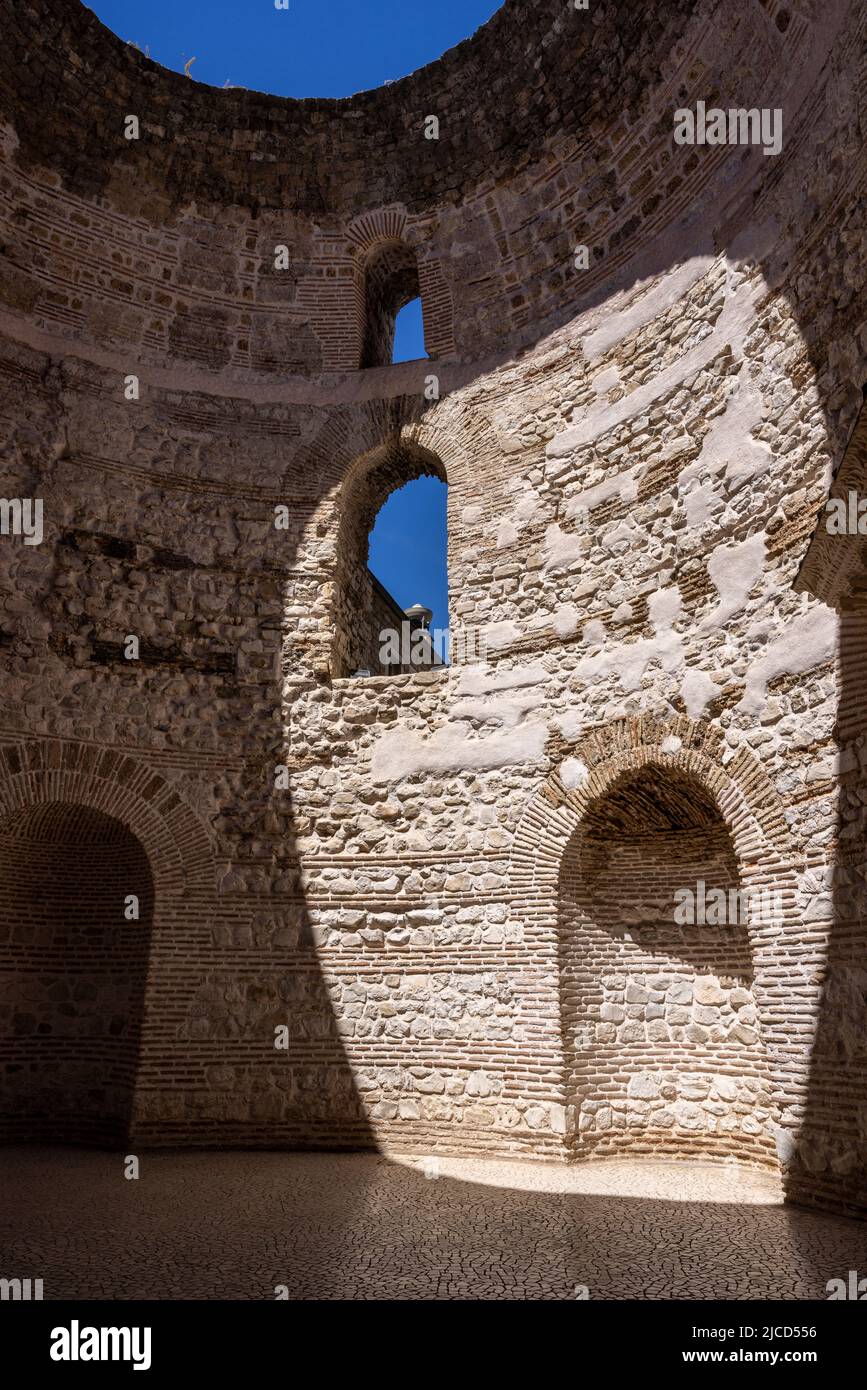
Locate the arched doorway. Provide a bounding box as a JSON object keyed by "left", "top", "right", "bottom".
{"left": 0, "top": 802, "right": 154, "bottom": 1145}
{"left": 558, "top": 762, "right": 778, "bottom": 1169}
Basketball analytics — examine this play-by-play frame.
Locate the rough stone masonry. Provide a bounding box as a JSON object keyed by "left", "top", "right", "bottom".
{"left": 0, "top": 0, "right": 865, "bottom": 1221}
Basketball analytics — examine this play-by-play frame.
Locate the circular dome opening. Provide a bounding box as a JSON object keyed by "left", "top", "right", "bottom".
{"left": 85, "top": 0, "right": 506, "bottom": 97}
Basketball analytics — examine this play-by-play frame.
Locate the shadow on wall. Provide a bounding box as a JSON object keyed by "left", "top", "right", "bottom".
{"left": 0, "top": 764, "right": 378, "bottom": 1153}
{"left": 789, "top": 598, "right": 867, "bottom": 1215}
{"left": 558, "top": 764, "right": 779, "bottom": 1171}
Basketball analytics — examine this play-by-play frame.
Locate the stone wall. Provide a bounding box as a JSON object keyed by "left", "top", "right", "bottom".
{"left": 353, "top": 571, "right": 407, "bottom": 676}
{"left": 0, "top": 0, "right": 866, "bottom": 1218}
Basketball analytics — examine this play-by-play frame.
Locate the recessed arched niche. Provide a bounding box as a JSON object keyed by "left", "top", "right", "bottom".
{"left": 558, "top": 762, "right": 779, "bottom": 1170}
{"left": 0, "top": 801, "right": 154, "bottom": 1146}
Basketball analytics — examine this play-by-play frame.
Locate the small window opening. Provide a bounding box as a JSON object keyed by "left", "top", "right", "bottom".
{"left": 360, "top": 240, "right": 425, "bottom": 368}
{"left": 333, "top": 442, "right": 448, "bottom": 679}
{"left": 368, "top": 476, "right": 448, "bottom": 672}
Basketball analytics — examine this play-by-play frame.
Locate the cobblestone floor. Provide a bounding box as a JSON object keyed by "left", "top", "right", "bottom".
{"left": 1, "top": 1147, "right": 864, "bottom": 1300}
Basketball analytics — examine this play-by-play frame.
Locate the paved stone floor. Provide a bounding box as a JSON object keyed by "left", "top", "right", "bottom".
{"left": 1, "top": 1146, "right": 864, "bottom": 1300}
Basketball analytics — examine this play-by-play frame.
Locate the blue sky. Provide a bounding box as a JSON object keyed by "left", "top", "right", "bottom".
{"left": 369, "top": 295, "right": 448, "bottom": 644}
{"left": 88, "top": 0, "right": 470, "bottom": 647}
{"left": 392, "top": 298, "right": 426, "bottom": 366}
{"left": 86, "top": 0, "right": 502, "bottom": 97}
{"left": 368, "top": 476, "right": 449, "bottom": 644}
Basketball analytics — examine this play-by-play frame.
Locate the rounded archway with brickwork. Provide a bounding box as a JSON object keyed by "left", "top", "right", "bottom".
{"left": 346, "top": 209, "right": 455, "bottom": 371}
{"left": 511, "top": 717, "right": 801, "bottom": 1172}
{"left": 329, "top": 432, "right": 449, "bottom": 678}
{"left": 560, "top": 759, "right": 782, "bottom": 1168}
{"left": 0, "top": 740, "right": 216, "bottom": 1144}
{"left": 0, "top": 801, "right": 154, "bottom": 1144}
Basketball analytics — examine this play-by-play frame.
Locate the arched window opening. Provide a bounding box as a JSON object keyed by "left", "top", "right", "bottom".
{"left": 558, "top": 763, "right": 778, "bottom": 1170}
{"left": 359, "top": 240, "right": 425, "bottom": 368}
{"left": 369, "top": 476, "right": 448, "bottom": 670}
{"left": 0, "top": 803, "right": 154, "bottom": 1146}
{"left": 333, "top": 441, "right": 448, "bottom": 678}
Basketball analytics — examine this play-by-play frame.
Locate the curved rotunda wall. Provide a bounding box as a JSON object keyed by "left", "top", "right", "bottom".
{"left": 0, "top": 0, "right": 866, "bottom": 1218}
{"left": 0, "top": 0, "right": 841, "bottom": 376}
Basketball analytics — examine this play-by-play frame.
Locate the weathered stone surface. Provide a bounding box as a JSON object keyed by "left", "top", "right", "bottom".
{"left": 0, "top": 0, "right": 864, "bottom": 1226}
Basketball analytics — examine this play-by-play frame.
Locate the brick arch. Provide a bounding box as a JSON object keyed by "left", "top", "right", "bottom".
{"left": 318, "top": 425, "right": 449, "bottom": 588}
{"left": 338, "top": 433, "right": 447, "bottom": 535}
{"left": 358, "top": 239, "right": 421, "bottom": 369}
{"left": 334, "top": 207, "right": 455, "bottom": 369}
{"left": 511, "top": 716, "right": 796, "bottom": 895}
{"left": 290, "top": 396, "right": 476, "bottom": 543}
{"left": 0, "top": 741, "right": 215, "bottom": 896}
{"left": 411, "top": 417, "right": 473, "bottom": 490}
{"left": 538, "top": 717, "right": 792, "bottom": 1170}
{"left": 346, "top": 207, "right": 411, "bottom": 256}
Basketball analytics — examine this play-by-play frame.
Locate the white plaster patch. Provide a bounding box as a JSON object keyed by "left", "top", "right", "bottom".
{"left": 593, "top": 364, "right": 621, "bottom": 396}
{"left": 561, "top": 757, "right": 589, "bottom": 790}
{"left": 582, "top": 256, "right": 715, "bottom": 360}
{"left": 514, "top": 490, "right": 544, "bottom": 525}
{"left": 548, "top": 276, "right": 762, "bottom": 459}
{"left": 739, "top": 608, "right": 838, "bottom": 717}
{"left": 699, "top": 532, "right": 766, "bottom": 632}
{"left": 570, "top": 583, "right": 685, "bottom": 693}
{"left": 542, "top": 522, "right": 586, "bottom": 572}
{"left": 552, "top": 604, "right": 580, "bottom": 638}
{"left": 455, "top": 662, "right": 550, "bottom": 696}
{"left": 371, "top": 721, "right": 548, "bottom": 783}
{"left": 556, "top": 711, "right": 584, "bottom": 742}
{"left": 565, "top": 467, "right": 639, "bottom": 521}
{"left": 681, "top": 668, "right": 719, "bottom": 719}
{"left": 678, "top": 366, "right": 772, "bottom": 495}
{"left": 574, "top": 628, "right": 683, "bottom": 693}
{"left": 649, "top": 586, "right": 682, "bottom": 630}
{"left": 682, "top": 478, "right": 718, "bottom": 529}
{"left": 718, "top": 375, "right": 773, "bottom": 484}
{"left": 451, "top": 694, "right": 547, "bottom": 728}
{"left": 660, "top": 735, "right": 682, "bottom": 754}
{"left": 483, "top": 620, "right": 522, "bottom": 651}
{"left": 497, "top": 487, "right": 546, "bottom": 548}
